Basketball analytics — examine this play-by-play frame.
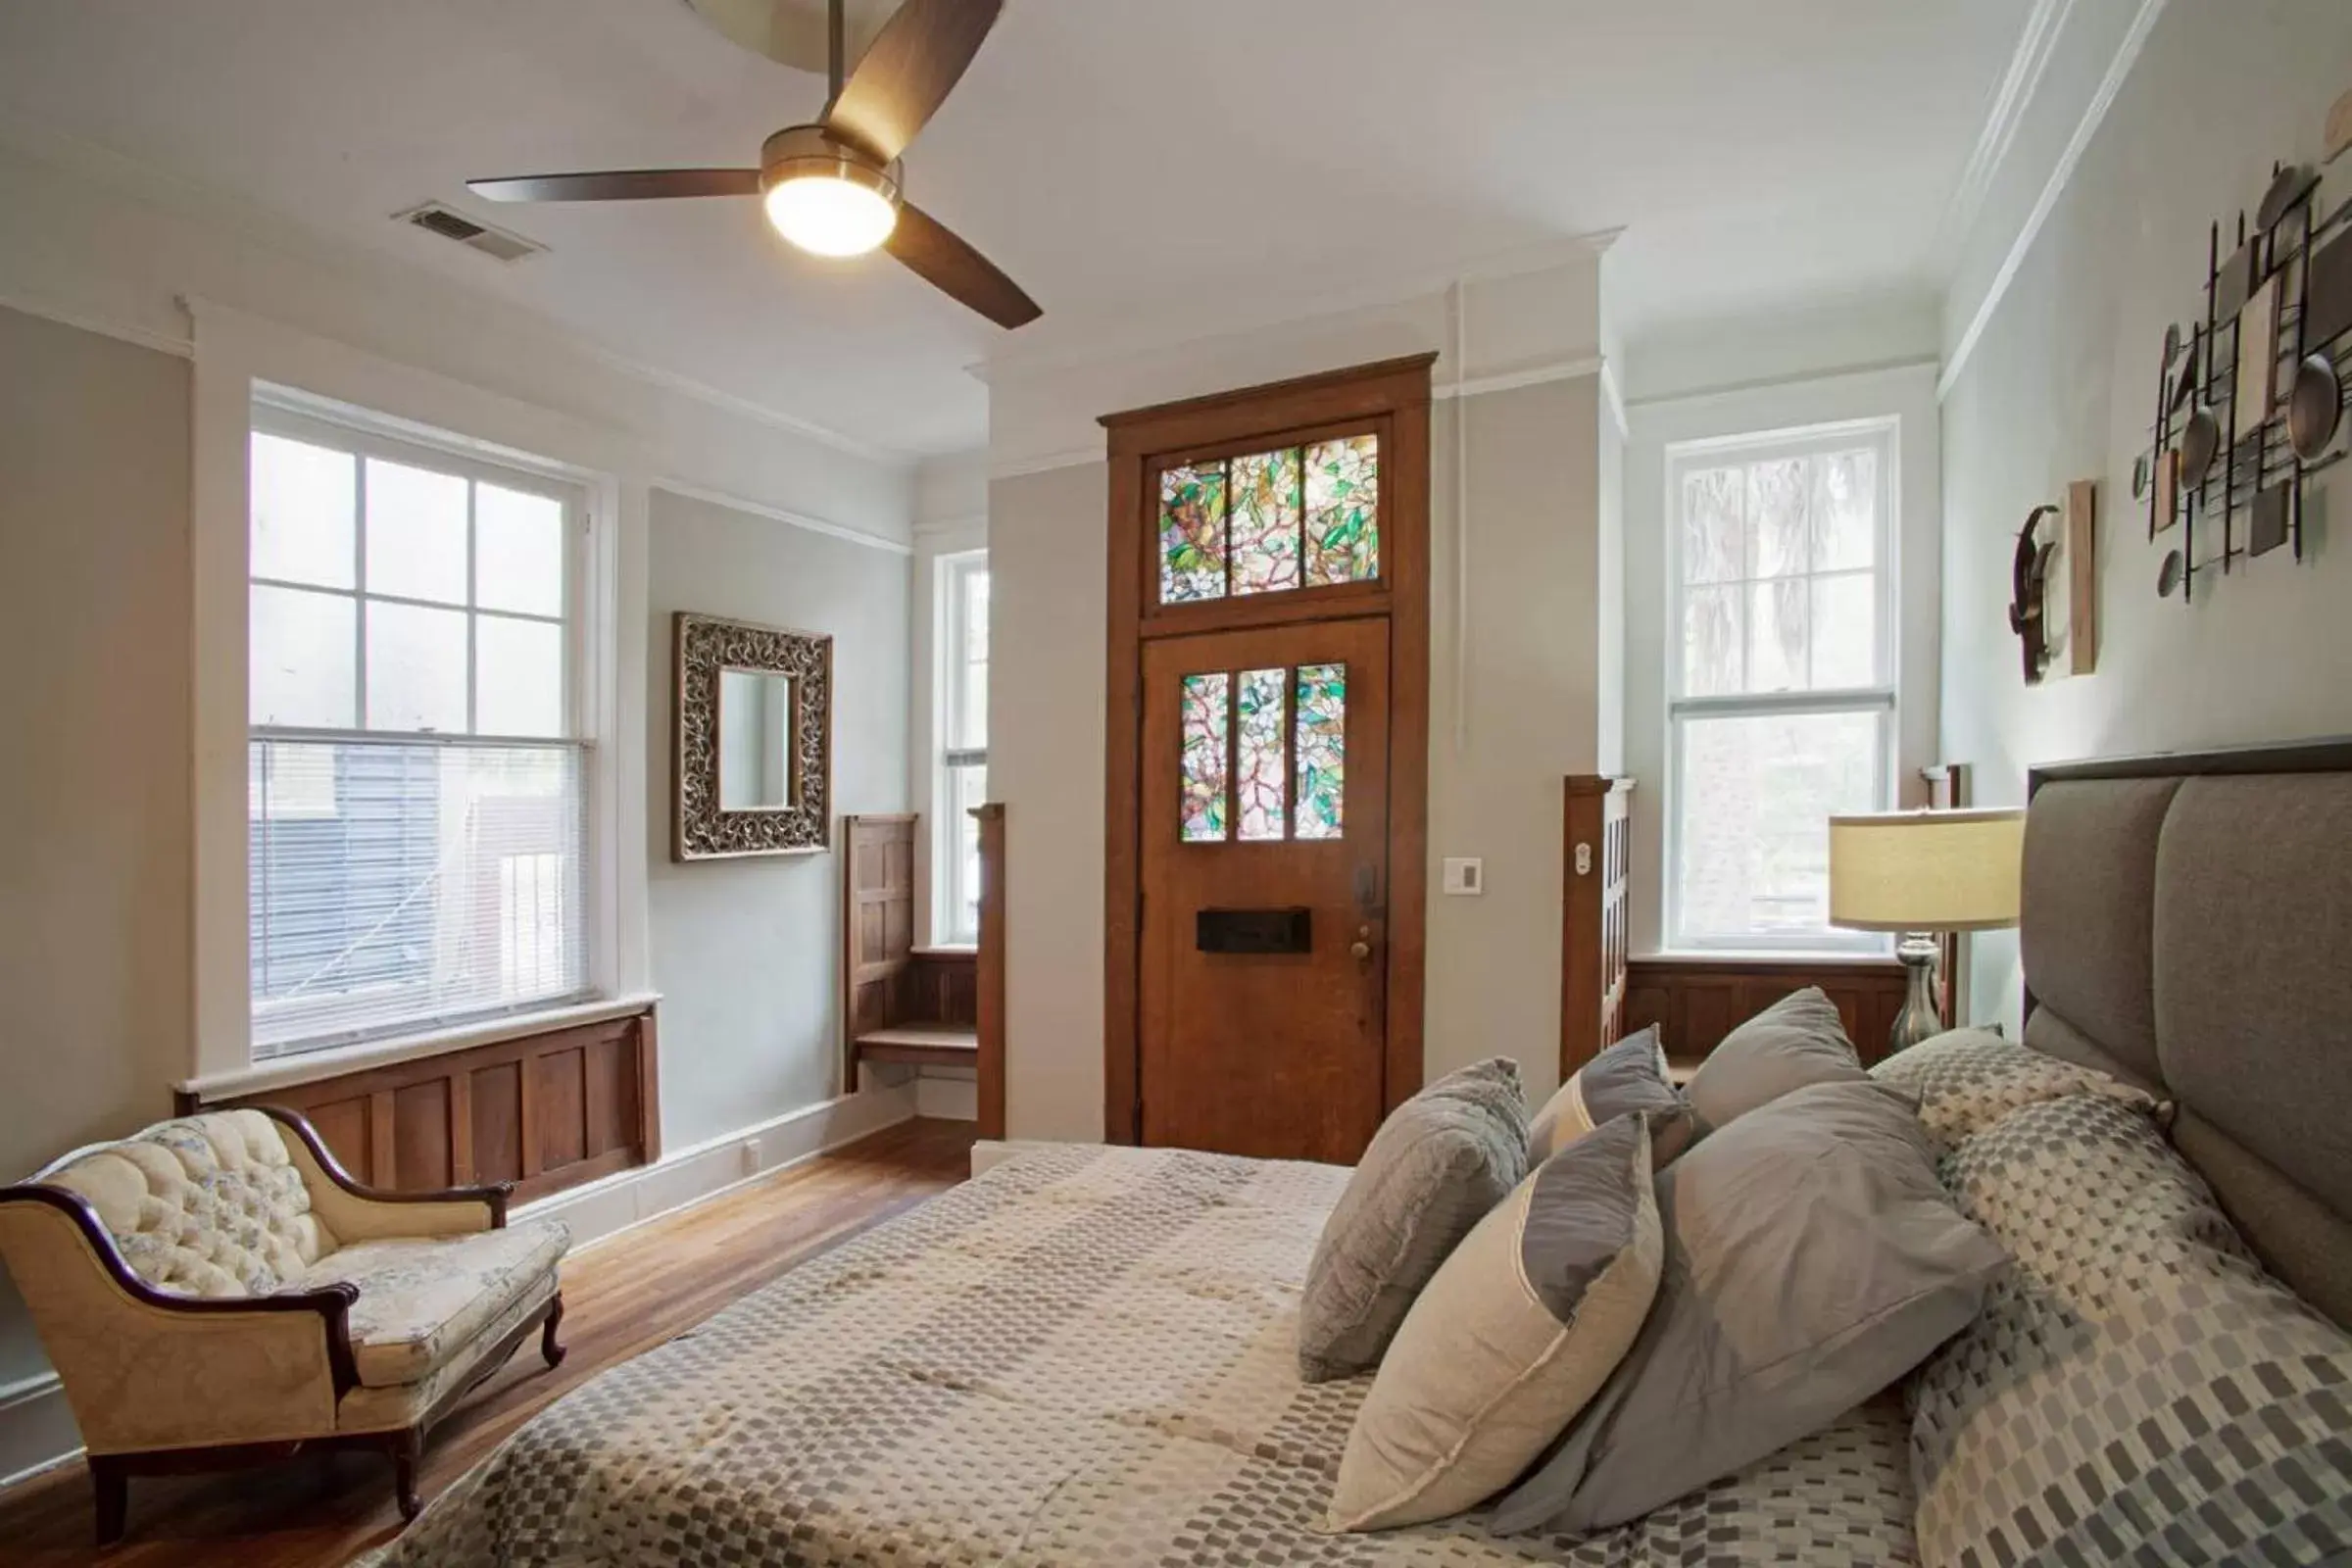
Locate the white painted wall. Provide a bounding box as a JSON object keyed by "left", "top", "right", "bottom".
{"left": 0, "top": 308, "right": 192, "bottom": 1480}
{"left": 1939, "top": 0, "right": 2352, "bottom": 1024}
{"left": 984, "top": 259, "right": 1615, "bottom": 1140}
{"left": 1623, "top": 363, "right": 1946, "bottom": 956}
{"left": 646, "top": 490, "right": 912, "bottom": 1149}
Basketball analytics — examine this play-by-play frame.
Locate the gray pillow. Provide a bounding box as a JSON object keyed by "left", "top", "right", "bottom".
{"left": 1527, "top": 1026, "right": 1694, "bottom": 1167}
{"left": 1298, "top": 1056, "right": 1528, "bottom": 1383}
{"left": 1491, "top": 1078, "right": 2007, "bottom": 1536}
{"left": 1684, "top": 986, "right": 1867, "bottom": 1131}
{"left": 1328, "top": 1114, "right": 1661, "bottom": 1531}
{"left": 1910, "top": 1093, "right": 2352, "bottom": 1566}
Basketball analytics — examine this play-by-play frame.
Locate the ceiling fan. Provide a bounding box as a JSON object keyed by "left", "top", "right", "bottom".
{"left": 468, "top": 0, "right": 1040, "bottom": 329}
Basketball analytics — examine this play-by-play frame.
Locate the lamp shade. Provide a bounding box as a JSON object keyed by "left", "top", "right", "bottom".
{"left": 1827, "top": 808, "right": 2026, "bottom": 933}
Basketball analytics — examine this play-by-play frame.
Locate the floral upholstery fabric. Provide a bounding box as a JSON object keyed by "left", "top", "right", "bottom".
{"left": 1870, "top": 1027, "right": 2156, "bottom": 1156}
{"left": 337, "top": 1265, "right": 561, "bottom": 1433}
{"left": 36, "top": 1109, "right": 334, "bottom": 1297}
{"left": 306, "top": 1218, "right": 569, "bottom": 1388}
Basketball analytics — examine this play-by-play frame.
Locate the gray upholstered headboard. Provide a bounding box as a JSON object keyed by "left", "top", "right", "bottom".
{"left": 2021, "top": 739, "right": 2352, "bottom": 1331}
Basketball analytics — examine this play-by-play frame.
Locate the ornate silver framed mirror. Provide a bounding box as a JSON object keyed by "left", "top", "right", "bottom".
{"left": 672, "top": 612, "right": 833, "bottom": 859}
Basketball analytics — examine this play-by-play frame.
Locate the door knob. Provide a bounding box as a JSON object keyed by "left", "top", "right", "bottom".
{"left": 1349, "top": 940, "right": 1372, "bottom": 960}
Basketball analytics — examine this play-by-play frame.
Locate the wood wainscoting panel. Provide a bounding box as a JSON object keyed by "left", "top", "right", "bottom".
{"left": 178, "top": 1006, "right": 659, "bottom": 1204}
{"left": 1625, "top": 957, "right": 1910, "bottom": 1071}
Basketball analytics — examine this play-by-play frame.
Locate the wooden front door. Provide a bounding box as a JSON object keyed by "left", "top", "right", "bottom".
{"left": 1139, "top": 617, "right": 1391, "bottom": 1162}
{"left": 1103, "top": 353, "right": 1433, "bottom": 1166}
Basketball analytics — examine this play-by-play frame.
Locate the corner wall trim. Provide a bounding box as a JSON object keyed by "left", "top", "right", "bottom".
{"left": 0, "top": 1084, "right": 919, "bottom": 1495}
{"left": 1938, "top": 0, "right": 2169, "bottom": 400}
{"left": 649, "top": 478, "right": 914, "bottom": 557}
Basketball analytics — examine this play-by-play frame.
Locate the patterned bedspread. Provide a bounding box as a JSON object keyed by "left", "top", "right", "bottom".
{"left": 366, "top": 1145, "right": 1917, "bottom": 1567}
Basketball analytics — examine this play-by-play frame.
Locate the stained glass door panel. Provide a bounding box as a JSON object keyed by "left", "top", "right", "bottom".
{"left": 1138, "top": 617, "right": 1390, "bottom": 1165}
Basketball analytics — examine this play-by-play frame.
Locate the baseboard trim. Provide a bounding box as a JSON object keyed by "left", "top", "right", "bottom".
{"left": 0, "top": 1083, "right": 920, "bottom": 1495}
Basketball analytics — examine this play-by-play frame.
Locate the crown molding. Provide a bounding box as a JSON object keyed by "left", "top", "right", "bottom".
{"left": 1934, "top": 0, "right": 2077, "bottom": 266}
{"left": 971, "top": 228, "right": 1622, "bottom": 390}
{"left": 0, "top": 116, "right": 912, "bottom": 467}
{"left": 988, "top": 444, "right": 1105, "bottom": 481}
{"left": 1938, "top": 0, "right": 2168, "bottom": 400}
{"left": 0, "top": 285, "right": 193, "bottom": 359}
{"left": 650, "top": 477, "right": 912, "bottom": 556}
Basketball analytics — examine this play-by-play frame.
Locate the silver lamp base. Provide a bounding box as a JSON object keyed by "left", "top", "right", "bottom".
{"left": 1888, "top": 935, "right": 1944, "bottom": 1055}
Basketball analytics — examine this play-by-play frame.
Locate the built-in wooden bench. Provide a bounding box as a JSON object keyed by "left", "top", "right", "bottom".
{"left": 843, "top": 815, "right": 978, "bottom": 1078}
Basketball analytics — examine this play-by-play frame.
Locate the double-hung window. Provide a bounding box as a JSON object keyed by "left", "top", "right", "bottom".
{"left": 247, "top": 407, "right": 592, "bottom": 1057}
{"left": 936, "top": 553, "right": 989, "bottom": 945}
{"left": 1666, "top": 421, "right": 1896, "bottom": 952}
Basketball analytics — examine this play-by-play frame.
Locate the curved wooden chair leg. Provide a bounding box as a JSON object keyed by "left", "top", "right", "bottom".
{"left": 89, "top": 1454, "right": 129, "bottom": 1547}
{"left": 540, "top": 1292, "right": 567, "bottom": 1369}
{"left": 389, "top": 1429, "right": 422, "bottom": 1521}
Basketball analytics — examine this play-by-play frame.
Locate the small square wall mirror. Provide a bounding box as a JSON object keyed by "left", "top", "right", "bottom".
{"left": 674, "top": 612, "right": 832, "bottom": 859}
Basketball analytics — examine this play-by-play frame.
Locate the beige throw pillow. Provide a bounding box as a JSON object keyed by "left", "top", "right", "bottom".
{"left": 1528, "top": 1025, "right": 1693, "bottom": 1166}
{"left": 1327, "top": 1113, "right": 1661, "bottom": 1532}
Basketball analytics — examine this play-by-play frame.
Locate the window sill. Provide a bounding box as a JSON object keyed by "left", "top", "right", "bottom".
{"left": 910, "top": 943, "right": 978, "bottom": 957}
{"left": 1638, "top": 951, "right": 1900, "bottom": 969}
{"left": 176, "top": 991, "right": 662, "bottom": 1103}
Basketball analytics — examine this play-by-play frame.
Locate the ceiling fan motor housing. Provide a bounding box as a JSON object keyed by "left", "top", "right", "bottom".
{"left": 760, "top": 123, "right": 902, "bottom": 210}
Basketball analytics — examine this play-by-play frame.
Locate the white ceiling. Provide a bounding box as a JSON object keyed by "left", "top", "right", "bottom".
{"left": 0, "top": 0, "right": 2033, "bottom": 460}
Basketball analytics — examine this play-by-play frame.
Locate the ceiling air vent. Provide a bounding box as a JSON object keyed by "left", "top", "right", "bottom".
{"left": 395, "top": 203, "right": 546, "bottom": 263}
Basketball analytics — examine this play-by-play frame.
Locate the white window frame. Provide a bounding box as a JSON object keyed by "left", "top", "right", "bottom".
{"left": 244, "top": 399, "right": 599, "bottom": 1055}
{"left": 934, "top": 550, "right": 988, "bottom": 946}
{"left": 1662, "top": 417, "right": 1899, "bottom": 956}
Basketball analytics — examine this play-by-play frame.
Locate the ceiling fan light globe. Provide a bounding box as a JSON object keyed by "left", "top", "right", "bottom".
{"left": 764, "top": 172, "right": 899, "bottom": 257}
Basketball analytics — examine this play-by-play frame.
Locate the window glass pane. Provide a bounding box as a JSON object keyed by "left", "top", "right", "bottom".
{"left": 1810, "top": 572, "right": 1878, "bottom": 688}
{"left": 1675, "top": 709, "right": 1881, "bottom": 943}
{"left": 954, "top": 565, "right": 989, "bottom": 750}
{"left": 1235, "top": 667, "right": 1287, "bottom": 841}
{"left": 1682, "top": 584, "right": 1741, "bottom": 697}
{"left": 1747, "top": 578, "right": 1811, "bottom": 693}
{"left": 476, "top": 614, "right": 565, "bottom": 738}
{"left": 1159, "top": 464, "right": 1227, "bottom": 603}
{"left": 1747, "top": 458, "right": 1810, "bottom": 578}
{"left": 251, "top": 585, "right": 356, "bottom": 727}
{"left": 946, "top": 760, "right": 987, "bottom": 942}
{"left": 474, "top": 484, "right": 564, "bottom": 616}
{"left": 1294, "top": 662, "right": 1347, "bottom": 841}
{"left": 1180, "top": 672, "right": 1229, "bottom": 841}
{"left": 1304, "top": 434, "right": 1379, "bottom": 585}
{"left": 365, "top": 458, "right": 468, "bottom": 605}
{"left": 249, "top": 739, "right": 585, "bottom": 1054}
{"left": 366, "top": 600, "right": 468, "bottom": 732}
{"left": 1229, "top": 448, "right": 1302, "bottom": 595}
{"left": 1679, "top": 466, "right": 1743, "bottom": 586}
{"left": 251, "top": 433, "right": 356, "bottom": 589}
{"left": 1812, "top": 448, "right": 1878, "bottom": 571}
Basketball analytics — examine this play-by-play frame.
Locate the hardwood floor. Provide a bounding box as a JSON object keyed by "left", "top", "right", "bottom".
{"left": 0, "top": 1115, "right": 979, "bottom": 1568}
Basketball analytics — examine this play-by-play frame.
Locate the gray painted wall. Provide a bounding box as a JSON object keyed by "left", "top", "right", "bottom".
{"left": 1939, "top": 0, "right": 2352, "bottom": 1023}
{"left": 0, "top": 307, "right": 192, "bottom": 1454}
{"left": 645, "top": 489, "right": 911, "bottom": 1150}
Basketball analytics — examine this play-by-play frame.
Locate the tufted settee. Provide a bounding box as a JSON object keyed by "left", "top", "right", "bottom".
{"left": 0, "top": 1104, "right": 570, "bottom": 1543}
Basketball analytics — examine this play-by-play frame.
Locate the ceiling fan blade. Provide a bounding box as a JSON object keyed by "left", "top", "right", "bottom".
{"left": 467, "top": 169, "right": 761, "bottom": 203}
{"left": 821, "top": 0, "right": 1004, "bottom": 165}
{"left": 884, "top": 201, "right": 1040, "bottom": 328}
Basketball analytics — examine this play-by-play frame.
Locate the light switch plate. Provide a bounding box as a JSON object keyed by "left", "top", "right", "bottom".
{"left": 1443, "top": 858, "right": 1484, "bottom": 896}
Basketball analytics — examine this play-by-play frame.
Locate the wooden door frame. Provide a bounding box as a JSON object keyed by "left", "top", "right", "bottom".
{"left": 1101, "top": 353, "right": 1435, "bottom": 1146}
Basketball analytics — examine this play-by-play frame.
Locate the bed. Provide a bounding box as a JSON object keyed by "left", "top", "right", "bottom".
{"left": 368, "top": 739, "right": 2352, "bottom": 1567}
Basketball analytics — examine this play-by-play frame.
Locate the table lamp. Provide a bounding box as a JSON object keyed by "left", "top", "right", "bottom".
{"left": 1827, "top": 808, "right": 2027, "bottom": 1054}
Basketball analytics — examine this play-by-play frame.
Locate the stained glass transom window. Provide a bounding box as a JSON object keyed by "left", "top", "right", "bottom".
{"left": 1157, "top": 434, "right": 1378, "bottom": 605}
{"left": 1176, "top": 662, "right": 1346, "bottom": 843}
